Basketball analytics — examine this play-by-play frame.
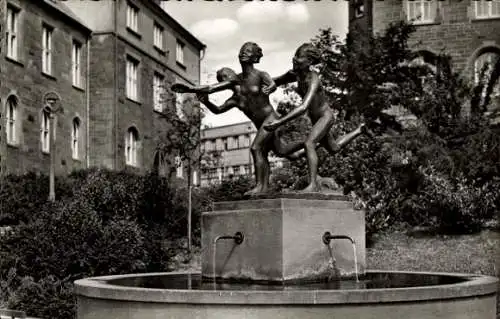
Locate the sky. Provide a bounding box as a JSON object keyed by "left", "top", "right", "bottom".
{"left": 162, "top": 0, "right": 349, "bottom": 127}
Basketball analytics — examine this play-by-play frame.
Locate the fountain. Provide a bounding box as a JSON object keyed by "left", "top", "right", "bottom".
{"left": 75, "top": 193, "right": 498, "bottom": 319}
{"left": 74, "top": 41, "right": 498, "bottom": 318}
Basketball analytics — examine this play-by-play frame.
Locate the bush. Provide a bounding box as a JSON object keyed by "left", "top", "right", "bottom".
{"left": 0, "top": 199, "right": 148, "bottom": 281}
{"left": 200, "top": 176, "right": 254, "bottom": 202}
{"left": 72, "top": 169, "right": 144, "bottom": 223}
{"left": 7, "top": 276, "right": 75, "bottom": 319}
{"left": 418, "top": 167, "right": 496, "bottom": 233}
{"left": 0, "top": 168, "right": 186, "bottom": 318}
{"left": 0, "top": 172, "right": 74, "bottom": 225}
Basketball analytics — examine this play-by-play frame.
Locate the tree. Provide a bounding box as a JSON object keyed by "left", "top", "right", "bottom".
{"left": 155, "top": 84, "right": 204, "bottom": 252}
{"left": 277, "top": 20, "right": 499, "bottom": 234}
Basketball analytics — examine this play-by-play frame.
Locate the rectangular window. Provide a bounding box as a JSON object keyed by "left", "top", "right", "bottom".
{"left": 153, "top": 23, "right": 164, "bottom": 50}
{"left": 41, "top": 112, "right": 50, "bottom": 153}
{"left": 244, "top": 134, "right": 250, "bottom": 147}
{"left": 175, "top": 93, "right": 185, "bottom": 119}
{"left": 153, "top": 73, "right": 164, "bottom": 112}
{"left": 42, "top": 26, "right": 53, "bottom": 74}
{"left": 126, "top": 57, "right": 139, "bottom": 100}
{"left": 6, "top": 6, "right": 19, "bottom": 60}
{"left": 72, "top": 41, "right": 82, "bottom": 87}
{"left": 176, "top": 40, "right": 185, "bottom": 65}
{"left": 126, "top": 3, "right": 139, "bottom": 32}
{"left": 204, "top": 140, "right": 211, "bottom": 152}
{"left": 406, "top": 0, "right": 437, "bottom": 24}
{"left": 475, "top": 0, "right": 500, "bottom": 19}
{"left": 192, "top": 170, "right": 198, "bottom": 186}
{"left": 175, "top": 156, "right": 183, "bottom": 178}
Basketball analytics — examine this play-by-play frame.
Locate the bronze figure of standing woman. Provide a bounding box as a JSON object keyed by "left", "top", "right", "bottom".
{"left": 172, "top": 42, "right": 304, "bottom": 195}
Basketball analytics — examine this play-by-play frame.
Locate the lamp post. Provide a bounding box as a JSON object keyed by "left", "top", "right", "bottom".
{"left": 43, "top": 92, "right": 62, "bottom": 202}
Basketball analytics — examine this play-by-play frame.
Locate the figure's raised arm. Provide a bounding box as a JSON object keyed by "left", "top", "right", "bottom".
{"left": 261, "top": 71, "right": 277, "bottom": 95}
{"left": 273, "top": 70, "right": 297, "bottom": 87}
{"left": 197, "top": 93, "right": 237, "bottom": 115}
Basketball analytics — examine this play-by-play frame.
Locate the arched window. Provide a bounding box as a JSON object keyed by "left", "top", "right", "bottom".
{"left": 71, "top": 118, "right": 80, "bottom": 160}
{"left": 6, "top": 95, "right": 18, "bottom": 145}
{"left": 125, "top": 127, "right": 139, "bottom": 166}
{"left": 474, "top": 51, "right": 500, "bottom": 112}
{"left": 41, "top": 110, "right": 50, "bottom": 153}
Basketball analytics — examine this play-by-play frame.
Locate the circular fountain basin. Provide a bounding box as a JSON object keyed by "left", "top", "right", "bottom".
{"left": 75, "top": 270, "right": 498, "bottom": 319}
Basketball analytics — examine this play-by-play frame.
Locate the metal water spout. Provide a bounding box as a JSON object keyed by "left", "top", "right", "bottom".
{"left": 214, "top": 232, "right": 244, "bottom": 245}
{"left": 212, "top": 232, "right": 244, "bottom": 282}
{"left": 322, "top": 231, "right": 359, "bottom": 282}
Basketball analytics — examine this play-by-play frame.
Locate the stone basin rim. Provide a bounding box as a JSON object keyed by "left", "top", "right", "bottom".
{"left": 74, "top": 270, "right": 498, "bottom": 305}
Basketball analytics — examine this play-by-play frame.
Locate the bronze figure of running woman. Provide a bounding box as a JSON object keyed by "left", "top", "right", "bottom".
{"left": 264, "top": 43, "right": 373, "bottom": 192}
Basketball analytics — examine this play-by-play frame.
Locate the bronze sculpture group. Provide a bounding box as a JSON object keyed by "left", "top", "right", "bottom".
{"left": 172, "top": 42, "right": 374, "bottom": 195}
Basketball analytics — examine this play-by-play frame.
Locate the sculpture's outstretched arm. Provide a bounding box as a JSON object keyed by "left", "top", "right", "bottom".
{"left": 273, "top": 70, "right": 297, "bottom": 87}
{"left": 265, "top": 72, "right": 320, "bottom": 131}
{"left": 201, "top": 80, "right": 236, "bottom": 94}
{"left": 197, "top": 93, "right": 237, "bottom": 115}
{"left": 172, "top": 80, "right": 235, "bottom": 94}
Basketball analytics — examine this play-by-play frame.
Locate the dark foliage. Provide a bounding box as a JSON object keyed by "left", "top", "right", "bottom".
{"left": 0, "top": 168, "right": 188, "bottom": 318}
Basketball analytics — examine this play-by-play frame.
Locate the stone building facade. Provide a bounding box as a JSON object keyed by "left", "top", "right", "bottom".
{"left": 349, "top": 0, "right": 500, "bottom": 114}
{"left": 64, "top": 0, "right": 205, "bottom": 173}
{"left": 0, "top": 0, "right": 205, "bottom": 176}
{"left": 0, "top": 0, "right": 91, "bottom": 175}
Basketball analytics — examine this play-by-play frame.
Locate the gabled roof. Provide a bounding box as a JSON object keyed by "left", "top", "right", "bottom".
{"left": 42, "top": 0, "right": 92, "bottom": 33}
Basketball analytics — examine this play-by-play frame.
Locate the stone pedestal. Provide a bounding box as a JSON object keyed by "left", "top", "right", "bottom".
{"left": 201, "top": 194, "right": 365, "bottom": 282}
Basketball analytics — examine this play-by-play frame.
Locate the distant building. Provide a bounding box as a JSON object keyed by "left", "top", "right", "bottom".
{"left": 349, "top": 0, "right": 500, "bottom": 116}
{"left": 200, "top": 121, "right": 284, "bottom": 186}
{"left": 0, "top": 0, "right": 205, "bottom": 176}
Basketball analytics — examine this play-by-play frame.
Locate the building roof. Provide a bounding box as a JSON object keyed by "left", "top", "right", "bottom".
{"left": 148, "top": 1, "right": 206, "bottom": 51}
{"left": 201, "top": 121, "right": 257, "bottom": 140}
{"left": 42, "top": 0, "right": 92, "bottom": 33}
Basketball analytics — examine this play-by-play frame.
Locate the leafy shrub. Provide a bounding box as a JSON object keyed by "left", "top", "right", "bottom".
{"left": 7, "top": 276, "right": 75, "bottom": 319}
{"left": 72, "top": 169, "right": 144, "bottom": 223}
{"left": 200, "top": 176, "right": 254, "bottom": 202}
{"left": 418, "top": 167, "right": 495, "bottom": 233}
{"left": 0, "top": 200, "right": 148, "bottom": 282}
{"left": 0, "top": 168, "right": 186, "bottom": 318}
{"left": 0, "top": 173, "right": 74, "bottom": 225}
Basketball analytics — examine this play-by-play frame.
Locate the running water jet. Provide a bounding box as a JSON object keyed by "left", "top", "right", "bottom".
{"left": 322, "top": 232, "right": 359, "bottom": 282}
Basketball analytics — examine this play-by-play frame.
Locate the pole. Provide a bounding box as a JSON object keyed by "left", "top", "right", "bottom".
{"left": 48, "top": 113, "right": 55, "bottom": 202}
{"left": 188, "top": 182, "right": 192, "bottom": 253}
{"left": 43, "top": 92, "right": 61, "bottom": 202}
{"left": 187, "top": 118, "right": 193, "bottom": 253}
